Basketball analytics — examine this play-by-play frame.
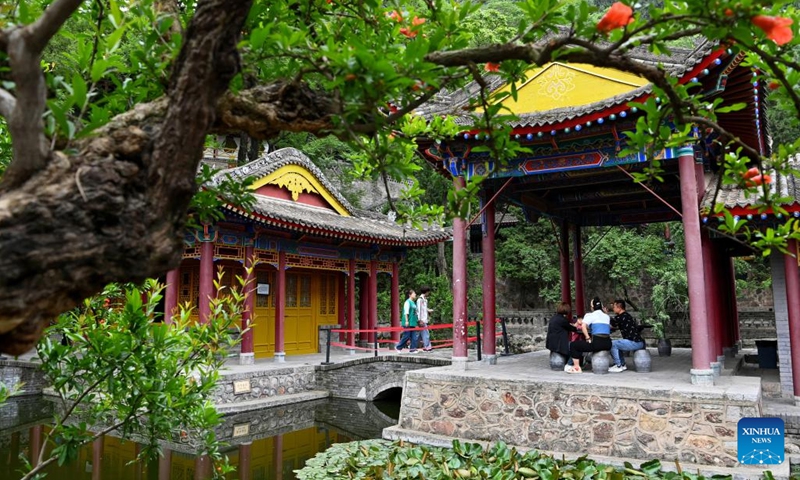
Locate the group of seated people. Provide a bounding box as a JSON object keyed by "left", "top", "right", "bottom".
{"left": 545, "top": 297, "right": 645, "bottom": 374}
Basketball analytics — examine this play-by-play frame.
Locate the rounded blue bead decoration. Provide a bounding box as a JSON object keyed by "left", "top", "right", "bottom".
{"left": 620, "top": 111, "right": 627, "bottom": 118}
{"left": 550, "top": 130, "right": 556, "bottom": 136}
{"left": 598, "top": 118, "right": 604, "bottom": 124}
{"left": 575, "top": 125, "right": 582, "bottom": 131}
{"left": 526, "top": 133, "right": 533, "bottom": 140}
{"left": 714, "top": 58, "right": 722, "bottom": 65}
{"left": 761, "top": 213, "right": 768, "bottom": 220}
{"left": 702, "top": 217, "right": 708, "bottom": 224}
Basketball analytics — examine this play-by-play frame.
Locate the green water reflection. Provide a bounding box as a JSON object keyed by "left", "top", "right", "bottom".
{"left": 0, "top": 396, "right": 397, "bottom": 480}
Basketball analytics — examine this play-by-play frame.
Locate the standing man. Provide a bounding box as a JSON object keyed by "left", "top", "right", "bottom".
{"left": 394, "top": 289, "right": 419, "bottom": 354}
{"left": 417, "top": 286, "right": 434, "bottom": 352}
{"left": 609, "top": 299, "right": 645, "bottom": 372}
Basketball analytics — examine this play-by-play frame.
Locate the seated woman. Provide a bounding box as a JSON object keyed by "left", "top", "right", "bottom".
{"left": 565, "top": 297, "right": 612, "bottom": 374}
{"left": 545, "top": 302, "right": 577, "bottom": 360}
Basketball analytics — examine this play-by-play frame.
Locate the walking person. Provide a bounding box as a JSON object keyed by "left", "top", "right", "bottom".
{"left": 417, "top": 286, "right": 434, "bottom": 352}
{"left": 395, "top": 289, "right": 419, "bottom": 354}
{"left": 609, "top": 299, "right": 645, "bottom": 372}
{"left": 565, "top": 297, "right": 612, "bottom": 374}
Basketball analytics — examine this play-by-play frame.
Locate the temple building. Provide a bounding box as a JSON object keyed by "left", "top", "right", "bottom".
{"left": 163, "top": 147, "right": 449, "bottom": 363}
{"left": 417, "top": 40, "right": 788, "bottom": 387}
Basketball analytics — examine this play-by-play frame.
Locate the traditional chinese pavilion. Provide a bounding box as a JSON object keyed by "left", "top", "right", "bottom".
{"left": 417, "top": 40, "right": 795, "bottom": 392}
{"left": 163, "top": 147, "right": 449, "bottom": 363}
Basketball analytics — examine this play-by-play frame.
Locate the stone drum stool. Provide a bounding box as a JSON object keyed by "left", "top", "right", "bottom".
{"left": 591, "top": 350, "right": 612, "bottom": 374}
{"left": 633, "top": 348, "right": 652, "bottom": 372}
{"left": 549, "top": 351, "right": 567, "bottom": 370}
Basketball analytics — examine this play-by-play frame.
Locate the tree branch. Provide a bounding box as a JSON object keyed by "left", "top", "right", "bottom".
{"left": 26, "top": 0, "right": 85, "bottom": 54}
{"left": 0, "top": 0, "right": 84, "bottom": 190}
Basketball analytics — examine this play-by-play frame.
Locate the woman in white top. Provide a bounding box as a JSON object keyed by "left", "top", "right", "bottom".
{"left": 564, "top": 297, "right": 612, "bottom": 374}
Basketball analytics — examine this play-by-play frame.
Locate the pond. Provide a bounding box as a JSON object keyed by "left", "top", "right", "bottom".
{"left": 0, "top": 395, "right": 399, "bottom": 479}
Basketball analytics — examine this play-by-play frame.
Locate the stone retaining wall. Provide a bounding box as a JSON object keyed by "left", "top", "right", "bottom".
{"left": 492, "top": 308, "right": 777, "bottom": 350}
{"left": 211, "top": 365, "right": 316, "bottom": 405}
{"left": 0, "top": 359, "right": 48, "bottom": 396}
{"left": 397, "top": 371, "right": 760, "bottom": 467}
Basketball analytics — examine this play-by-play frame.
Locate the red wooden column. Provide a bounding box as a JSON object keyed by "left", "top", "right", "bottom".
{"left": 274, "top": 251, "right": 286, "bottom": 362}
{"left": 573, "top": 225, "right": 585, "bottom": 318}
{"left": 713, "top": 246, "right": 727, "bottom": 361}
{"left": 701, "top": 230, "right": 721, "bottom": 376}
{"left": 240, "top": 246, "right": 255, "bottom": 365}
{"left": 194, "top": 455, "right": 211, "bottom": 480}
{"left": 238, "top": 443, "right": 252, "bottom": 480}
{"left": 158, "top": 448, "right": 172, "bottom": 480}
{"left": 165, "top": 268, "right": 179, "bottom": 324}
{"left": 783, "top": 239, "right": 800, "bottom": 405}
{"left": 337, "top": 271, "right": 346, "bottom": 343}
{"left": 347, "top": 259, "right": 356, "bottom": 349}
{"left": 358, "top": 273, "right": 368, "bottom": 346}
{"left": 29, "top": 426, "right": 42, "bottom": 468}
{"left": 559, "top": 221, "right": 571, "bottom": 306}
{"left": 273, "top": 435, "right": 284, "bottom": 480}
{"left": 92, "top": 437, "right": 104, "bottom": 480}
{"left": 729, "top": 256, "right": 741, "bottom": 350}
{"left": 452, "top": 176, "right": 469, "bottom": 366}
{"left": 678, "top": 147, "right": 713, "bottom": 385}
{"left": 481, "top": 190, "right": 497, "bottom": 362}
{"left": 369, "top": 259, "right": 378, "bottom": 346}
{"left": 198, "top": 240, "right": 215, "bottom": 324}
{"left": 391, "top": 261, "right": 400, "bottom": 342}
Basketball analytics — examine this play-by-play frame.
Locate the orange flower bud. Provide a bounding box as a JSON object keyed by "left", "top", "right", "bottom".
{"left": 484, "top": 62, "right": 501, "bottom": 72}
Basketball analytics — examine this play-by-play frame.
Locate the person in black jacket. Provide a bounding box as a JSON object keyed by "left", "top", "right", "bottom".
{"left": 546, "top": 302, "right": 578, "bottom": 358}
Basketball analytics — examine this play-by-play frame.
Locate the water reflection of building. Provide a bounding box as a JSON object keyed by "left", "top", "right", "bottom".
{"left": 0, "top": 397, "right": 396, "bottom": 480}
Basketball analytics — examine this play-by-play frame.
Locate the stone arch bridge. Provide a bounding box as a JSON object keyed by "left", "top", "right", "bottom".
{"left": 315, "top": 355, "right": 451, "bottom": 401}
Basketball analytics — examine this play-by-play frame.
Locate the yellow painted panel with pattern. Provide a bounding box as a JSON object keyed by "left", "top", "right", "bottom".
{"left": 493, "top": 63, "right": 647, "bottom": 114}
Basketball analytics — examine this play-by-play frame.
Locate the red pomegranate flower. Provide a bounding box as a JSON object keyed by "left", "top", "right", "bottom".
{"left": 412, "top": 16, "right": 426, "bottom": 26}
{"left": 485, "top": 62, "right": 501, "bottom": 72}
{"left": 399, "top": 27, "right": 417, "bottom": 38}
{"left": 752, "top": 15, "right": 794, "bottom": 46}
{"left": 597, "top": 2, "right": 634, "bottom": 33}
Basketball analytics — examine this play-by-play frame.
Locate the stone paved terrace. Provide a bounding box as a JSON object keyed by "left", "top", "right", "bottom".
{"left": 384, "top": 348, "right": 799, "bottom": 479}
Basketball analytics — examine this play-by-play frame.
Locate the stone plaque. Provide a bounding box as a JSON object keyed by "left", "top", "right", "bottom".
{"left": 233, "top": 379, "right": 251, "bottom": 394}
{"left": 232, "top": 423, "right": 250, "bottom": 437}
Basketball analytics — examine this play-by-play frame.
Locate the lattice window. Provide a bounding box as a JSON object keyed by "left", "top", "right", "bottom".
{"left": 286, "top": 253, "right": 348, "bottom": 272}
{"left": 256, "top": 270, "right": 271, "bottom": 308}
{"left": 319, "top": 275, "right": 337, "bottom": 314}
{"left": 300, "top": 275, "right": 311, "bottom": 307}
{"left": 319, "top": 276, "right": 329, "bottom": 315}
{"left": 354, "top": 261, "right": 370, "bottom": 273}
{"left": 327, "top": 274, "right": 337, "bottom": 314}
{"left": 214, "top": 244, "right": 243, "bottom": 261}
{"left": 254, "top": 249, "right": 277, "bottom": 264}
{"left": 286, "top": 275, "right": 298, "bottom": 307}
{"left": 377, "top": 261, "right": 393, "bottom": 273}
{"left": 179, "top": 264, "right": 199, "bottom": 309}
{"left": 182, "top": 246, "right": 200, "bottom": 259}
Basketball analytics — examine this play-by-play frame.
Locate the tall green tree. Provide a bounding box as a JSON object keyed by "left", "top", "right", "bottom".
{"left": 2, "top": 0, "right": 800, "bottom": 355}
